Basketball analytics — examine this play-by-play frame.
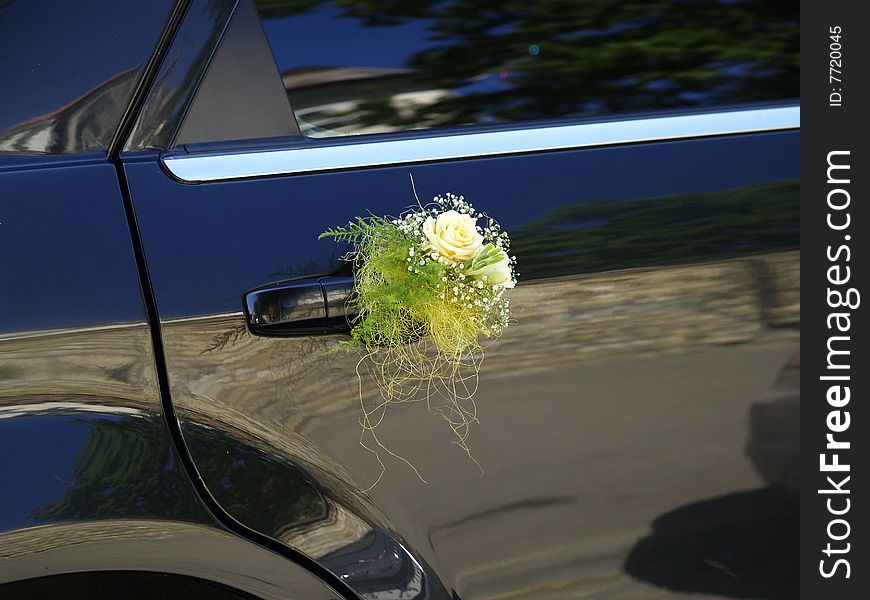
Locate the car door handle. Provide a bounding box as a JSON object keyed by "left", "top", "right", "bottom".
{"left": 243, "top": 276, "right": 356, "bottom": 337}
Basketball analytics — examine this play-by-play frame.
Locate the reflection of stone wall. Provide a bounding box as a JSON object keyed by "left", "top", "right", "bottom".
{"left": 1, "top": 250, "right": 790, "bottom": 448}
{"left": 0, "top": 520, "right": 187, "bottom": 560}
{"left": 485, "top": 250, "right": 799, "bottom": 374}
{"left": 0, "top": 323, "right": 158, "bottom": 415}
{"left": 1, "top": 252, "right": 799, "bottom": 596}
{"left": 161, "top": 251, "right": 799, "bottom": 438}
{"left": 0, "top": 520, "right": 338, "bottom": 600}
{"left": 152, "top": 250, "right": 800, "bottom": 592}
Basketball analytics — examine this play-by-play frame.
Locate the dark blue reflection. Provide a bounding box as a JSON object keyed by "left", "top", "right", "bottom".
{"left": 127, "top": 130, "right": 799, "bottom": 319}
{"left": 510, "top": 180, "right": 799, "bottom": 278}
{"left": 0, "top": 0, "right": 175, "bottom": 153}
{"left": 0, "top": 414, "right": 208, "bottom": 532}
{"left": 0, "top": 162, "right": 146, "bottom": 334}
{"left": 255, "top": 0, "right": 799, "bottom": 137}
{"left": 0, "top": 417, "right": 88, "bottom": 530}
{"left": 262, "top": 4, "right": 432, "bottom": 70}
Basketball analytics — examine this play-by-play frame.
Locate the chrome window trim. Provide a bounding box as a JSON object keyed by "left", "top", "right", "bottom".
{"left": 162, "top": 105, "right": 799, "bottom": 183}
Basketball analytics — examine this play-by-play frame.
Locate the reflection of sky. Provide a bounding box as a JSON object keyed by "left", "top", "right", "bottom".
{"left": 454, "top": 73, "right": 513, "bottom": 97}
{"left": 0, "top": 0, "right": 174, "bottom": 132}
{"left": 262, "top": 5, "right": 434, "bottom": 72}
{"left": 0, "top": 417, "right": 89, "bottom": 530}
{"left": 0, "top": 163, "right": 147, "bottom": 334}
{"left": 262, "top": 4, "right": 554, "bottom": 97}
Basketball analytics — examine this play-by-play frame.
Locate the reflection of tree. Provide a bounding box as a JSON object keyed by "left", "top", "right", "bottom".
{"left": 30, "top": 418, "right": 327, "bottom": 538}
{"left": 30, "top": 418, "right": 206, "bottom": 523}
{"left": 203, "top": 324, "right": 249, "bottom": 353}
{"left": 510, "top": 181, "right": 799, "bottom": 279}
{"left": 256, "top": 0, "right": 798, "bottom": 131}
{"left": 185, "top": 424, "right": 327, "bottom": 536}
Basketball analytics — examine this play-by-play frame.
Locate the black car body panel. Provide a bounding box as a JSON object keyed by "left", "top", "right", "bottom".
{"left": 0, "top": 0, "right": 177, "bottom": 154}
{"left": 2, "top": 1, "right": 800, "bottom": 598}
{"left": 123, "top": 130, "right": 799, "bottom": 599}
{"left": 0, "top": 164, "right": 340, "bottom": 597}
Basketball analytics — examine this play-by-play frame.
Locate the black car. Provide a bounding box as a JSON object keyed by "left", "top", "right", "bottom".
{"left": 1, "top": 1, "right": 799, "bottom": 598}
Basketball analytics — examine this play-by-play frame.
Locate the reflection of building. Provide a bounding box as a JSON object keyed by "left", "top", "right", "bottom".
{"left": 281, "top": 66, "right": 451, "bottom": 137}
{"left": 0, "top": 68, "right": 138, "bottom": 154}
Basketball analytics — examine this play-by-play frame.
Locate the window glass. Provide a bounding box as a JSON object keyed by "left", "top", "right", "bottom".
{"left": 174, "top": 0, "right": 299, "bottom": 147}
{"left": 0, "top": 0, "right": 175, "bottom": 154}
{"left": 255, "top": 0, "right": 799, "bottom": 139}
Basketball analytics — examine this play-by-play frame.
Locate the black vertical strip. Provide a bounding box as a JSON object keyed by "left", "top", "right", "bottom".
{"left": 107, "top": 2, "right": 361, "bottom": 598}
{"left": 801, "top": 2, "right": 868, "bottom": 598}
{"left": 108, "top": 0, "right": 192, "bottom": 158}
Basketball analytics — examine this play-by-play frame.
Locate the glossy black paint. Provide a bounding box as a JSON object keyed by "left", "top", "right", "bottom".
{"left": 181, "top": 419, "right": 451, "bottom": 599}
{"left": 1, "top": 512, "right": 342, "bottom": 599}
{"left": 0, "top": 4, "right": 348, "bottom": 596}
{"left": 2, "top": 1, "right": 800, "bottom": 598}
{"left": 185, "top": 422, "right": 327, "bottom": 528}
{"left": 0, "top": 571, "right": 261, "bottom": 600}
{"left": 0, "top": 173, "right": 344, "bottom": 597}
{"left": 122, "top": 128, "right": 799, "bottom": 599}
{"left": 126, "top": 131, "right": 797, "bottom": 319}
{"left": 0, "top": 0, "right": 175, "bottom": 154}
{"left": 0, "top": 161, "right": 145, "bottom": 333}
{"left": 0, "top": 414, "right": 209, "bottom": 531}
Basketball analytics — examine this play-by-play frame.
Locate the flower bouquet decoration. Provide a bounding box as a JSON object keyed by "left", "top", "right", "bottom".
{"left": 320, "top": 182, "right": 517, "bottom": 485}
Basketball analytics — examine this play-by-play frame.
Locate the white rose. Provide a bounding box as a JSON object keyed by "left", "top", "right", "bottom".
{"left": 421, "top": 210, "right": 483, "bottom": 264}
{"left": 466, "top": 250, "right": 514, "bottom": 287}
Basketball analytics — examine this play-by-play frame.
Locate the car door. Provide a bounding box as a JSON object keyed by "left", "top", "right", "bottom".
{"left": 121, "top": 1, "right": 800, "bottom": 598}
{"left": 0, "top": 2, "right": 346, "bottom": 598}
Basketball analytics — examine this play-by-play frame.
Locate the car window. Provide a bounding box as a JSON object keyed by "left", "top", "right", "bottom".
{"left": 174, "top": 0, "right": 299, "bottom": 147}
{"left": 0, "top": 0, "right": 176, "bottom": 154}
{"left": 253, "top": 0, "right": 799, "bottom": 139}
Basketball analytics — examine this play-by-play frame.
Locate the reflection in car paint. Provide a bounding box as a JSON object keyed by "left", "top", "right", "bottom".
{"left": 159, "top": 247, "right": 799, "bottom": 598}
{"left": 0, "top": 518, "right": 340, "bottom": 598}
{"left": 0, "top": 68, "right": 139, "bottom": 154}
{"left": 0, "top": 0, "right": 175, "bottom": 154}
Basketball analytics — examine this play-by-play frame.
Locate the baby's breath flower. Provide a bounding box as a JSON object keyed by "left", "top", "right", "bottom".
{"left": 318, "top": 186, "right": 517, "bottom": 480}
